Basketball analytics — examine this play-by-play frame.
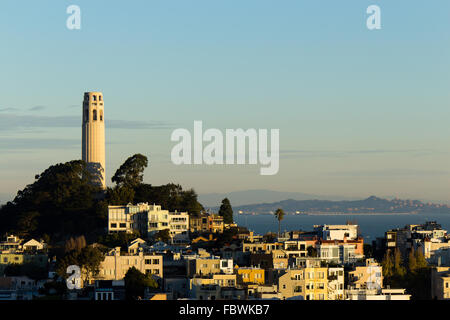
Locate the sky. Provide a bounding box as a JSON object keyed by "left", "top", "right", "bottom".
{"left": 1, "top": 0, "right": 450, "bottom": 204}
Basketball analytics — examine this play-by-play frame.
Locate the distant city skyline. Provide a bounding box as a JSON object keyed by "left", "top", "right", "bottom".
{"left": 1, "top": 1, "right": 450, "bottom": 203}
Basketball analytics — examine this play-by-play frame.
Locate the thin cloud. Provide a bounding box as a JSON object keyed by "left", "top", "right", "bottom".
{"left": 29, "top": 105, "right": 46, "bottom": 111}
{"left": 327, "top": 169, "right": 450, "bottom": 177}
{"left": 280, "top": 149, "right": 439, "bottom": 159}
{"left": 0, "top": 107, "right": 18, "bottom": 112}
{"left": 0, "top": 138, "right": 80, "bottom": 150}
{"left": 0, "top": 114, "right": 174, "bottom": 131}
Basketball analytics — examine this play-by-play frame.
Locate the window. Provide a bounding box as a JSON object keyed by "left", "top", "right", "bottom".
{"left": 119, "top": 223, "right": 126, "bottom": 228}
{"left": 93, "top": 95, "right": 97, "bottom": 101}
{"left": 111, "top": 223, "right": 117, "bottom": 228}
{"left": 153, "top": 259, "right": 159, "bottom": 264}
{"left": 100, "top": 110, "right": 103, "bottom": 121}
{"left": 93, "top": 109, "right": 97, "bottom": 121}
{"left": 145, "top": 259, "right": 151, "bottom": 264}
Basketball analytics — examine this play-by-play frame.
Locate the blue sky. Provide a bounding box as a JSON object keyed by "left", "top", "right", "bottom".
{"left": 1, "top": 1, "right": 450, "bottom": 203}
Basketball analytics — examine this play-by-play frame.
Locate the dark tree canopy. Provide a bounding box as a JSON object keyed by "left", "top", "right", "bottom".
{"left": 133, "top": 183, "right": 203, "bottom": 216}
{"left": 112, "top": 154, "right": 148, "bottom": 188}
{"left": 153, "top": 229, "right": 171, "bottom": 243}
{"left": 124, "top": 266, "right": 158, "bottom": 300}
{"left": 0, "top": 160, "right": 104, "bottom": 241}
{"left": 56, "top": 245, "right": 105, "bottom": 282}
{"left": 218, "top": 198, "right": 233, "bottom": 224}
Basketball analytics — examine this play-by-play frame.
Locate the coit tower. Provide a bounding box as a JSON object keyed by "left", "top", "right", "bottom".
{"left": 82, "top": 91, "right": 106, "bottom": 189}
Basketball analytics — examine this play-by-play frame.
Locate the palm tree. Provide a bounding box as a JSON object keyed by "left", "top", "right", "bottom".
{"left": 274, "top": 208, "right": 285, "bottom": 237}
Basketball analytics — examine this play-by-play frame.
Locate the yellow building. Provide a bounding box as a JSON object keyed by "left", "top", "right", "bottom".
{"left": 0, "top": 252, "right": 48, "bottom": 274}
{"left": 236, "top": 267, "right": 265, "bottom": 285}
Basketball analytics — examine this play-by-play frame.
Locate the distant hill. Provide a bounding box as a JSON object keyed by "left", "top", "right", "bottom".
{"left": 208, "top": 196, "right": 450, "bottom": 214}
{"left": 199, "top": 189, "right": 357, "bottom": 207}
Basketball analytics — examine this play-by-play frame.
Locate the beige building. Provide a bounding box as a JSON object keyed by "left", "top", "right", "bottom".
{"left": 189, "top": 213, "right": 224, "bottom": 234}
{"left": 189, "top": 274, "right": 242, "bottom": 300}
{"left": 82, "top": 91, "right": 106, "bottom": 189}
{"left": 348, "top": 259, "right": 383, "bottom": 290}
{"left": 98, "top": 247, "right": 163, "bottom": 281}
{"left": 186, "top": 257, "right": 233, "bottom": 277}
{"left": 277, "top": 260, "right": 332, "bottom": 300}
{"left": 431, "top": 266, "right": 450, "bottom": 300}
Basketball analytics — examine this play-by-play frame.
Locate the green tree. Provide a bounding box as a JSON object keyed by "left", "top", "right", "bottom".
{"left": 274, "top": 208, "right": 285, "bottom": 237}
{"left": 97, "top": 232, "right": 141, "bottom": 251}
{"left": 153, "top": 229, "right": 171, "bottom": 243}
{"left": 307, "top": 246, "right": 318, "bottom": 257}
{"left": 112, "top": 154, "right": 148, "bottom": 188}
{"left": 124, "top": 267, "right": 158, "bottom": 300}
{"left": 363, "top": 244, "right": 373, "bottom": 258}
{"left": 0, "top": 160, "right": 104, "bottom": 241}
{"left": 107, "top": 185, "right": 135, "bottom": 205}
{"left": 134, "top": 183, "right": 203, "bottom": 216}
{"left": 56, "top": 246, "right": 104, "bottom": 283}
{"left": 381, "top": 250, "right": 394, "bottom": 278}
{"left": 414, "top": 248, "right": 428, "bottom": 269}
{"left": 218, "top": 198, "right": 233, "bottom": 224}
{"left": 393, "top": 248, "right": 406, "bottom": 277}
{"left": 408, "top": 248, "right": 417, "bottom": 273}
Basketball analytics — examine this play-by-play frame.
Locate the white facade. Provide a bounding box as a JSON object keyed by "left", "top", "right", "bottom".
{"left": 108, "top": 203, "right": 190, "bottom": 242}
{"left": 169, "top": 211, "right": 189, "bottom": 244}
{"left": 328, "top": 267, "right": 345, "bottom": 300}
{"left": 315, "top": 224, "right": 358, "bottom": 241}
{"left": 346, "top": 288, "right": 411, "bottom": 300}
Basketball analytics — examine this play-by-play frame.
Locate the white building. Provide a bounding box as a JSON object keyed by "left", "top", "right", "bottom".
{"left": 314, "top": 224, "right": 359, "bottom": 241}
{"left": 108, "top": 203, "right": 189, "bottom": 243}
{"left": 346, "top": 288, "right": 411, "bottom": 300}
{"left": 169, "top": 211, "right": 189, "bottom": 244}
{"left": 328, "top": 267, "right": 345, "bottom": 300}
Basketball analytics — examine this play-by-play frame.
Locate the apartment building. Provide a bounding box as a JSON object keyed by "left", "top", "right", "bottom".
{"left": 189, "top": 274, "right": 242, "bottom": 300}
{"left": 189, "top": 213, "right": 224, "bottom": 234}
{"left": 316, "top": 241, "right": 363, "bottom": 264}
{"left": 431, "top": 266, "right": 450, "bottom": 300}
{"left": 314, "top": 224, "right": 359, "bottom": 241}
{"left": 186, "top": 257, "right": 234, "bottom": 277}
{"left": 348, "top": 259, "right": 383, "bottom": 290}
{"left": 243, "top": 242, "right": 283, "bottom": 254}
{"left": 98, "top": 247, "right": 163, "bottom": 281}
{"left": 328, "top": 267, "right": 345, "bottom": 300}
{"left": 168, "top": 211, "right": 189, "bottom": 244}
{"left": 277, "top": 260, "right": 332, "bottom": 300}
{"left": 236, "top": 267, "right": 265, "bottom": 285}
{"left": 108, "top": 203, "right": 189, "bottom": 243}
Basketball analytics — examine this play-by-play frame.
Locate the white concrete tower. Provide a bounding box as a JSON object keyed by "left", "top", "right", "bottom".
{"left": 82, "top": 91, "right": 106, "bottom": 189}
